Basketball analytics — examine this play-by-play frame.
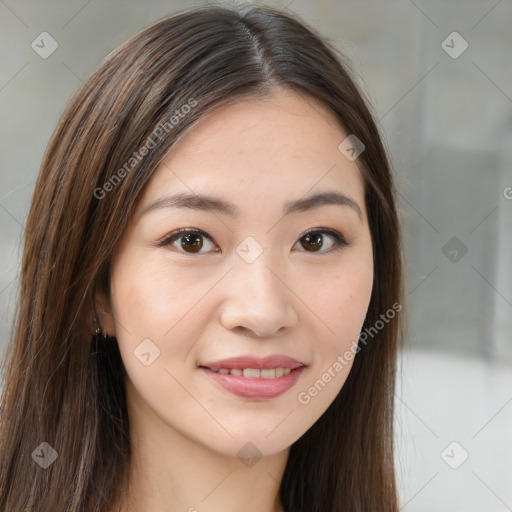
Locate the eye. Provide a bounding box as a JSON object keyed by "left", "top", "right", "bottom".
{"left": 156, "top": 227, "right": 348, "bottom": 255}
{"left": 294, "top": 229, "right": 348, "bottom": 254}
{"left": 156, "top": 228, "right": 218, "bottom": 254}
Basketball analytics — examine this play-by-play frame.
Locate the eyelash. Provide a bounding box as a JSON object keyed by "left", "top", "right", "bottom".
{"left": 156, "top": 227, "right": 349, "bottom": 255}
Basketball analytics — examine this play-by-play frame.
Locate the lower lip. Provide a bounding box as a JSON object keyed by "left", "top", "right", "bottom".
{"left": 200, "top": 367, "right": 305, "bottom": 400}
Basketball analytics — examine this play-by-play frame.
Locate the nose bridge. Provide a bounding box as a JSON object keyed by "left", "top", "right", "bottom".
{"left": 236, "top": 248, "right": 280, "bottom": 297}
{"left": 220, "top": 241, "right": 297, "bottom": 336}
{"left": 234, "top": 234, "right": 281, "bottom": 291}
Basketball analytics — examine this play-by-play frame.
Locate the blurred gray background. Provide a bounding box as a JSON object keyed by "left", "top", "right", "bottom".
{"left": 1, "top": 1, "right": 511, "bottom": 510}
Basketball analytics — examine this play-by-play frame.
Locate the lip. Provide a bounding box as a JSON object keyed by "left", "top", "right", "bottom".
{"left": 199, "top": 355, "right": 306, "bottom": 400}
{"left": 200, "top": 355, "right": 304, "bottom": 370}
{"left": 200, "top": 366, "right": 305, "bottom": 400}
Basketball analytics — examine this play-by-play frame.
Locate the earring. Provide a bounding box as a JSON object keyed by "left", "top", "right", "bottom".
{"left": 93, "top": 319, "right": 109, "bottom": 340}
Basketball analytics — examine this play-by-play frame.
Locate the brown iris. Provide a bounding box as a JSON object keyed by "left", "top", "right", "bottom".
{"left": 180, "top": 232, "right": 204, "bottom": 253}
{"left": 300, "top": 232, "right": 324, "bottom": 251}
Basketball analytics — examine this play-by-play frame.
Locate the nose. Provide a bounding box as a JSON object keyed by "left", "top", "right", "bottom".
{"left": 219, "top": 252, "right": 299, "bottom": 338}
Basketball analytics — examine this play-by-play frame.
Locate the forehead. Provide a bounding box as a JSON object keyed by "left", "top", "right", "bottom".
{"left": 138, "top": 89, "right": 366, "bottom": 217}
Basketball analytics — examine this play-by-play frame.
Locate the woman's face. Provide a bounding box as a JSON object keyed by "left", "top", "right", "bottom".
{"left": 101, "top": 88, "right": 374, "bottom": 458}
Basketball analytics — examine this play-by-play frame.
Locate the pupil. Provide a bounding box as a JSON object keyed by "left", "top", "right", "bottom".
{"left": 303, "top": 233, "right": 322, "bottom": 251}
{"left": 183, "top": 233, "right": 203, "bottom": 253}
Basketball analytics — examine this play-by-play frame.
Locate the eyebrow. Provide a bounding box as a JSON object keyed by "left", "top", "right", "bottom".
{"left": 139, "top": 190, "right": 363, "bottom": 221}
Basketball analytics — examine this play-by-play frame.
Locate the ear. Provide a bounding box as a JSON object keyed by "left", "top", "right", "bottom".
{"left": 95, "top": 290, "right": 117, "bottom": 337}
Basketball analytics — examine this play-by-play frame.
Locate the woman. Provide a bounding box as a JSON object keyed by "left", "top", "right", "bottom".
{"left": 0, "top": 4, "right": 404, "bottom": 511}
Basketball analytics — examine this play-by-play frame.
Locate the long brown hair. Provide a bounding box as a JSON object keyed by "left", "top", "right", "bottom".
{"left": 0, "top": 5, "right": 404, "bottom": 511}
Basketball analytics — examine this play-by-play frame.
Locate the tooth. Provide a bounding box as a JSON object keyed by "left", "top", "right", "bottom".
{"left": 275, "top": 367, "right": 284, "bottom": 377}
{"left": 260, "top": 368, "right": 276, "bottom": 379}
{"left": 283, "top": 368, "right": 291, "bottom": 375}
{"left": 218, "top": 368, "right": 229, "bottom": 374}
{"left": 243, "top": 368, "right": 261, "bottom": 379}
{"left": 230, "top": 368, "right": 243, "bottom": 376}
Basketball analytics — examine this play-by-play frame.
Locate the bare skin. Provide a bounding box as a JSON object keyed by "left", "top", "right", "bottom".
{"left": 100, "top": 88, "right": 374, "bottom": 512}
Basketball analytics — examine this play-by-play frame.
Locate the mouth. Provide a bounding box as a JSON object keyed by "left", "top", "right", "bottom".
{"left": 199, "top": 355, "right": 306, "bottom": 400}
{"left": 203, "top": 367, "right": 294, "bottom": 378}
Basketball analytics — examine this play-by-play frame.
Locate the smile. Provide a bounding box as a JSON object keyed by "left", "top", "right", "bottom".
{"left": 200, "top": 366, "right": 305, "bottom": 400}
{"left": 208, "top": 367, "right": 293, "bottom": 378}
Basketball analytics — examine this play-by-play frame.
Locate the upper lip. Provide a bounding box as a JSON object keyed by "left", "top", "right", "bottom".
{"left": 200, "top": 355, "right": 305, "bottom": 370}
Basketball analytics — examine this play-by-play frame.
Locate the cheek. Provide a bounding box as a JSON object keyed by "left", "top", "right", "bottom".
{"left": 109, "top": 252, "right": 220, "bottom": 374}
{"left": 109, "top": 255, "right": 205, "bottom": 401}
{"left": 307, "top": 256, "right": 373, "bottom": 359}
{"left": 111, "top": 261, "right": 166, "bottom": 335}
{"left": 110, "top": 253, "right": 193, "bottom": 335}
